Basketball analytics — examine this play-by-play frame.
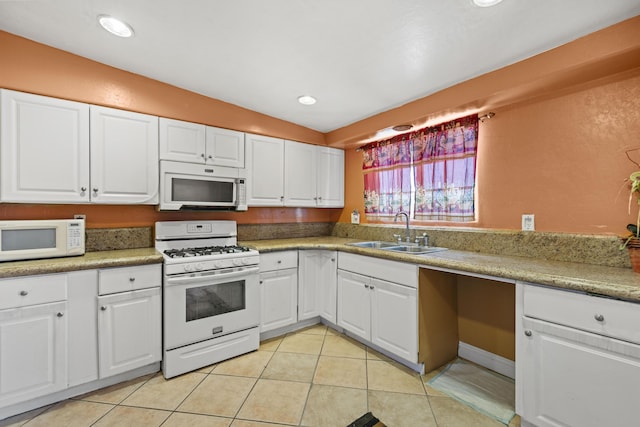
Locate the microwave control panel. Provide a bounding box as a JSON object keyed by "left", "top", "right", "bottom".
{"left": 67, "top": 221, "right": 84, "bottom": 250}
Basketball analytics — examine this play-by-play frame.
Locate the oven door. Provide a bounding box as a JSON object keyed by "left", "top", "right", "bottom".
{"left": 163, "top": 265, "right": 259, "bottom": 350}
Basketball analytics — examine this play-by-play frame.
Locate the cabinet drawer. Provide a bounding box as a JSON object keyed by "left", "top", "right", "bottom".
{"left": 0, "top": 274, "right": 67, "bottom": 309}
{"left": 338, "top": 252, "right": 417, "bottom": 288}
{"left": 99, "top": 264, "right": 161, "bottom": 295}
{"left": 523, "top": 283, "right": 640, "bottom": 344}
{"left": 259, "top": 251, "right": 298, "bottom": 272}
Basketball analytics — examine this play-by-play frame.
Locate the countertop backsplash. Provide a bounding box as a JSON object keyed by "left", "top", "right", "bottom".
{"left": 84, "top": 222, "right": 630, "bottom": 269}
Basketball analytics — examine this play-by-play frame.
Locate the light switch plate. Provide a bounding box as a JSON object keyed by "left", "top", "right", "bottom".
{"left": 522, "top": 214, "right": 535, "bottom": 231}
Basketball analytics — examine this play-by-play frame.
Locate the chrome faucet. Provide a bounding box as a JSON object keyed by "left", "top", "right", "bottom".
{"left": 394, "top": 211, "right": 411, "bottom": 243}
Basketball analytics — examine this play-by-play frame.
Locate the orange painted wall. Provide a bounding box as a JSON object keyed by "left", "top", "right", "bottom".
{"left": 2, "top": 16, "right": 640, "bottom": 234}
{"left": 337, "top": 17, "right": 640, "bottom": 236}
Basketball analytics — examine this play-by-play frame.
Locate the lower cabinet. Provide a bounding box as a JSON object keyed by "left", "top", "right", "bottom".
{"left": 298, "top": 250, "right": 337, "bottom": 323}
{"left": 97, "top": 265, "right": 162, "bottom": 379}
{"left": 337, "top": 253, "right": 418, "bottom": 363}
{"left": 259, "top": 251, "right": 298, "bottom": 333}
{"left": 517, "top": 282, "right": 640, "bottom": 427}
{"left": 0, "top": 301, "right": 68, "bottom": 407}
{"left": 0, "top": 273, "right": 69, "bottom": 408}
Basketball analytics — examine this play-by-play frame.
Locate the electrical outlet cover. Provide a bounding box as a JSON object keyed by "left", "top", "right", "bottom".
{"left": 522, "top": 214, "right": 535, "bottom": 231}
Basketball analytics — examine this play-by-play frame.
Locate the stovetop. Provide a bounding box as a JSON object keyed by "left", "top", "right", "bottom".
{"left": 163, "top": 245, "right": 252, "bottom": 259}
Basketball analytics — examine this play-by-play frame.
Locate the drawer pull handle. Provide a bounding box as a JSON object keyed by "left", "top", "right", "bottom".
{"left": 129, "top": 277, "right": 136, "bottom": 282}
{"left": 277, "top": 260, "right": 282, "bottom": 264}
{"left": 101, "top": 306, "right": 107, "bottom": 311}
{"left": 524, "top": 330, "right": 533, "bottom": 337}
{"left": 594, "top": 314, "right": 605, "bottom": 322}
{"left": 364, "top": 284, "right": 370, "bottom": 289}
{"left": 19, "top": 290, "right": 28, "bottom": 296}
{"left": 57, "top": 312, "right": 64, "bottom": 317}
{"left": 370, "top": 285, "right": 375, "bottom": 290}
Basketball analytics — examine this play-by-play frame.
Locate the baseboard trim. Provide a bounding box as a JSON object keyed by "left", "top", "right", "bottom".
{"left": 458, "top": 341, "right": 515, "bottom": 379}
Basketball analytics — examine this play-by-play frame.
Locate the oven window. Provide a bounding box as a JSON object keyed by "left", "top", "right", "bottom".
{"left": 172, "top": 178, "right": 234, "bottom": 203}
{"left": 185, "top": 280, "right": 245, "bottom": 321}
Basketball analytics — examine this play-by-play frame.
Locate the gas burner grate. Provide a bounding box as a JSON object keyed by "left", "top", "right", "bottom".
{"left": 163, "top": 245, "right": 251, "bottom": 258}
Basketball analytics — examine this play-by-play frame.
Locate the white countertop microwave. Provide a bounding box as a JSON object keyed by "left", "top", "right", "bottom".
{"left": 159, "top": 160, "right": 248, "bottom": 211}
{"left": 0, "top": 219, "right": 85, "bottom": 262}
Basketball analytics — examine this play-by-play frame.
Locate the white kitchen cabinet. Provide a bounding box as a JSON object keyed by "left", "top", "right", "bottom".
{"left": 298, "top": 250, "right": 337, "bottom": 322}
{"left": 259, "top": 251, "right": 298, "bottom": 332}
{"left": 98, "top": 287, "right": 161, "bottom": 379}
{"left": 0, "top": 89, "right": 159, "bottom": 204}
{"left": 0, "top": 274, "right": 68, "bottom": 407}
{"left": 246, "top": 133, "right": 285, "bottom": 206}
{"left": 97, "top": 265, "right": 161, "bottom": 379}
{"left": 284, "top": 140, "right": 317, "bottom": 206}
{"left": 67, "top": 270, "right": 99, "bottom": 387}
{"left": 90, "top": 105, "right": 159, "bottom": 204}
{"left": 159, "top": 118, "right": 245, "bottom": 168}
{"left": 246, "top": 133, "right": 345, "bottom": 207}
{"left": 337, "top": 253, "right": 418, "bottom": 363}
{"left": 0, "top": 89, "right": 90, "bottom": 203}
{"left": 517, "top": 282, "right": 640, "bottom": 427}
{"left": 316, "top": 147, "right": 344, "bottom": 207}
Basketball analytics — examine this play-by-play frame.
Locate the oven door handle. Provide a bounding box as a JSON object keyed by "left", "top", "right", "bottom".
{"left": 165, "top": 265, "right": 259, "bottom": 286}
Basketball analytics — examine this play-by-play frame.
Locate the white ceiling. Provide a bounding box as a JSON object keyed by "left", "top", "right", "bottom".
{"left": 1, "top": 0, "right": 639, "bottom": 133}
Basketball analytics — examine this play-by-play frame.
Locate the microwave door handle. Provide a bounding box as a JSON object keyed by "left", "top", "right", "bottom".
{"left": 165, "top": 266, "right": 259, "bottom": 286}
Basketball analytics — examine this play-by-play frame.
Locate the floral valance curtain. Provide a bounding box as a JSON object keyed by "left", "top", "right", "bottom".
{"left": 362, "top": 114, "right": 478, "bottom": 222}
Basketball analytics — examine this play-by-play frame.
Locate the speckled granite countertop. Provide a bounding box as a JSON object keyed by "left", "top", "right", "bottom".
{"left": 0, "top": 248, "right": 162, "bottom": 279}
{"left": 240, "top": 237, "right": 640, "bottom": 303}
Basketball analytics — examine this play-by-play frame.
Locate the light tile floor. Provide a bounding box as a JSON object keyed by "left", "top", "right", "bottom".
{"left": 1, "top": 325, "right": 520, "bottom": 427}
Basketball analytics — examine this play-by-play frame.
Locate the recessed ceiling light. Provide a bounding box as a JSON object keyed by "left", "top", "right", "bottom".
{"left": 297, "top": 95, "right": 317, "bottom": 105}
{"left": 472, "top": 0, "right": 503, "bottom": 7}
{"left": 98, "top": 15, "right": 134, "bottom": 38}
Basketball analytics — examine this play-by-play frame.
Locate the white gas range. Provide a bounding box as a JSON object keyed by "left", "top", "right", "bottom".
{"left": 155, "top": 220, "right": 260, "bottom": 378}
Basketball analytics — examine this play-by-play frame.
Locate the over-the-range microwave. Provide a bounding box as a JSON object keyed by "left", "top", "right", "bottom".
{"left": 0, "top": 219, "right": 85, "bottom": 262}
{"left": 159, "top": 160, "right": 248, "bottom": 211}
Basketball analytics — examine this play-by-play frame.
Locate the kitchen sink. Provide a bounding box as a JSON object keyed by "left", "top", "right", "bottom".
{"left": 382, "top": 245, "right": 447, "bottom": 254}
{"left": 346, "top": 241, "right": 400, "bottom": 249}
{"left": 347, "top": 241, "right": 447, "bottom": 255}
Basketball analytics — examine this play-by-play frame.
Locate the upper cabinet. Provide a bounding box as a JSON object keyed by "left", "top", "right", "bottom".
{"left": 316, "top": 146, "right": 344, "bottom": 207}
{"left": 246, "top": 134, "right": 286, "bottom": 206}
{"left": 0, "top": 89, "right": 159, "bottom": 204}
{"left": 246, "top": 133, "right": 344, "bottom": 208}
{"left": 159, "top": 118, "right": 245, "bottom": 168}
{"left": 90, "top": 106, "right": 159, "bottom": 204}
{"left": 1, "top": 89, "right": 90, "bottom": 203}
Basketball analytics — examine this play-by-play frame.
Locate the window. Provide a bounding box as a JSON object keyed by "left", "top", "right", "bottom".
{"left": 362, "top": 114, "right": 478, "bottom": 222}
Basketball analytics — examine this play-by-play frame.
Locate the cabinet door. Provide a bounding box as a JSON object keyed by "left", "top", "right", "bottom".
{"left": 205, "top": 126, "right": 245, "bottom": 168}
{"left": 90, "top": 106, "right": 159, "bottom": 204}
{"left": 67, "top": 270, "right": 99, "bottom": 387}
{"left": 98, "top": 287, "right": 161, "bottom": 378}
{"left": 0, "top": 89, "right": 90, "bottom": 203}
{"left": 260, "top": 268, "right": 298, "bottom": 333}
{"left": 337, "top": 270, "right": 370, "bottom": 341}
{"left": 159, "top": 117, "right": 206, "bottom": 163}
{"left": 316, "top": 147, "right": 344, "bottom": 207}
{"left": 0, "top": 301, "right": 67, "bottom": 407}
{"left": 299, "top": 250, "right": 337, "bottom": 322}
{"left": 246, "top": 134, "right": 285, "bottom": 206}
{"left": 370, "top": 277, "right": 418, "bottom": 363}
{"left": 284, "top": 140, "right": 317, "bottom": 206}
{"left": 520, "top": 317, "right": 640, "bottom": 427}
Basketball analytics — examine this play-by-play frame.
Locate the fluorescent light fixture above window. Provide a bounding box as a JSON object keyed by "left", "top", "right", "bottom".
{"left": 98, "top": 15, "right": 134, "bottom": 38}
{"left": 473, "top": 0, "right": 503, "bottom": 7}
{"left": 297, "top": 95, "right": 317, "bottom": 105}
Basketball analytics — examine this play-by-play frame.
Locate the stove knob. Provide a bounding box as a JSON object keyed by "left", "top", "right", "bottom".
{"left": 196, "top": 263, "right": 204, "bottom": 271}
{"left": 242, "top": 258, "right": 249, "bottom": 265}
{"left": 184, "top": 264, "right": 193, "bottom": 272}
{"left": 215, "top": 261, "right": 224, "bottom": 269}
{"left": 233, "top": 259, "right": 242, "bottom": 266}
